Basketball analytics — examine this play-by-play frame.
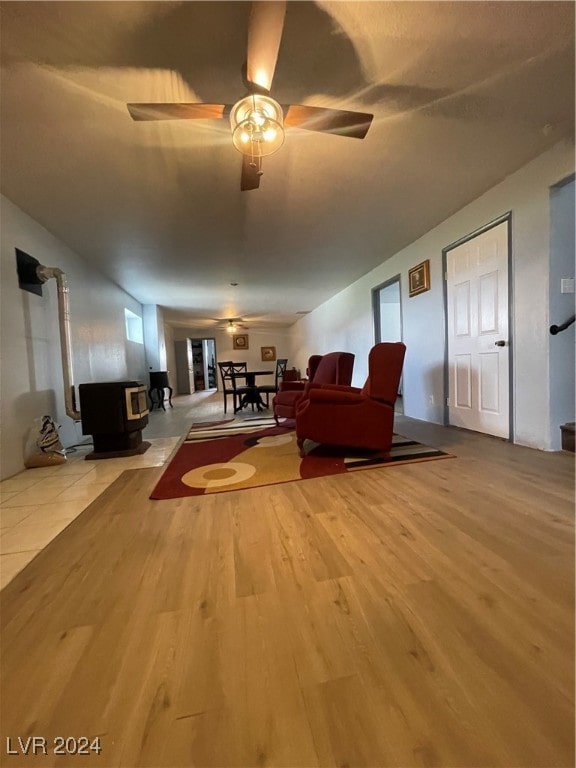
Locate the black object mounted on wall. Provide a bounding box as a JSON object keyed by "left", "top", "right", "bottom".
{"left": 16, "top": 248, "right": 44, "bottom": 296}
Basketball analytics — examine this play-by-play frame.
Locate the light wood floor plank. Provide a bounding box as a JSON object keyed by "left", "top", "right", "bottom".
{"left": 1, "top": 409, "right": 573, "bottom": 767}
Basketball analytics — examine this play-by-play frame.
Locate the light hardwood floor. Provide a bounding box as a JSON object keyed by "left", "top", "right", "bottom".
{"left": 1, "top": 392, "right": 574, "bottom": 767}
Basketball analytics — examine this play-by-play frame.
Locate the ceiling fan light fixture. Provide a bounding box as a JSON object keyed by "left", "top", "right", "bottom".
{"left": 231, "top": 94, "right": 284, "bottom": 157}
{"left": 227, "top": 320, "right": 238, "bottom": 333}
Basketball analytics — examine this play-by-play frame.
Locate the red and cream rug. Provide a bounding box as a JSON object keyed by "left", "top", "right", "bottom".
{"left": 149, "top": 417, "right": 453, "bottom": 499}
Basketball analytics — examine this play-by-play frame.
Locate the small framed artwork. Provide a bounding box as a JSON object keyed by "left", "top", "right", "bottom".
{"left": 232, "top": 334, "right": 249, "bottom": 350}
{"left": 261, "top": 346, "right": 276, "bottom": 362}
{"left": 408, "top": 260, "right": 431, "bottom": 297}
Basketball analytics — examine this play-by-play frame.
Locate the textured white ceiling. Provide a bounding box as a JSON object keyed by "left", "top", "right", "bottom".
{"left": 1, "top": 1, "right": 574, "bottom": 330}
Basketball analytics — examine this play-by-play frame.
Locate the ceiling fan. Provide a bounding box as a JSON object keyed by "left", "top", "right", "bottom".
{"left": 127, "top": 1, "right": 373, "bottom": 190}
{"left": 213, "top": 318, "right": 249, "bottom": 333}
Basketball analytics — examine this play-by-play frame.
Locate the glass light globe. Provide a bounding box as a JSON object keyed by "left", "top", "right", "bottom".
{"left": 231, "top": 95, "right": 285, "bottom": 157}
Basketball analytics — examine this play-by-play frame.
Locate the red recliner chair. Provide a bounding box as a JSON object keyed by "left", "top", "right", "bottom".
{"left": 295, "top": 342, "right": 406, "bottom": 456}
{"left": 273, "top": 351, "right": 355, "bottom": 425}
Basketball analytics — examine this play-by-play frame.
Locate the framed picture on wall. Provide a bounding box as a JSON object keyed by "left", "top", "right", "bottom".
{"left": 261, "top": 346, "right": 276, "bottom": 362}
{"left": 232, "top": 334, "right": 249, "bottom": 350}
{"left": 408, "top": 259, "right": 430, "bottom": 297}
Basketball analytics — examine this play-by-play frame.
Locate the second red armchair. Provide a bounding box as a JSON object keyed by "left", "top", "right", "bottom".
{"left": 273, "top": 351, "right": 355, "bottom": 424}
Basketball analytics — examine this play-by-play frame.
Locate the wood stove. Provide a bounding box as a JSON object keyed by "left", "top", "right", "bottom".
{"left": 78, "top": 381, "right": 150, "bottom": 459}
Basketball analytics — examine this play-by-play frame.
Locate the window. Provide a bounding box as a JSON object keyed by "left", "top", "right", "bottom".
{"left": 124, "top": 308, "right": 143, "bottom": 344}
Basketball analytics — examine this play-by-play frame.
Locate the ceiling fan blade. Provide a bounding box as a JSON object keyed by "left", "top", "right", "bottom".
{"left": 283, "top": 104, "right": 373, "bottom": 139}
{"left": 240, "top": 154, "right": 261, "bottom": 191}
{"left": 246, "top": 1, "right": 286, "bottom": 93}
{"left": 127, "top": 103, "right": 228, "bottom": 121}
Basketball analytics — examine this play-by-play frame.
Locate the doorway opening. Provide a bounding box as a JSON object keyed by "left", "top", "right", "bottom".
{"left": 549, "top": 174, "right": 575, "bottom": 450}
{"left": 174, "top": 337, "right": 217, "bottom": 394}
{"left": 190, "top": 338, "right": 217, "bottom": 391}
{"left": 372, "top": 275, "right": 403, "bottom": 413}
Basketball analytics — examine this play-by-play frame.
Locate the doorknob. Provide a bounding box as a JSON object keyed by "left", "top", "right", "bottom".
{"left": 494, "top": 340, "right": 507, "bottom": 346}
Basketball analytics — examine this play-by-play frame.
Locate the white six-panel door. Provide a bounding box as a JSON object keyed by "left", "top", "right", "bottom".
{"left": 446, "top": 220, "right": 510, "bottom": 438}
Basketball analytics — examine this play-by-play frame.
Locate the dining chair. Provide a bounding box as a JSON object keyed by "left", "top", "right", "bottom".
{"left": 217, "top": 361, "right": 250, "bottom": 414}
{"left": 257, "top": 358, "right": 288, "bottom": 408}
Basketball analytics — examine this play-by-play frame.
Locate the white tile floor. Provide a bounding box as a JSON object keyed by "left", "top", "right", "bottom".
{"left": 0, "top": 437, "right": 179, "bottom": 590}
{"left": 0, "top": 389, "right": 278, "bottom": 591}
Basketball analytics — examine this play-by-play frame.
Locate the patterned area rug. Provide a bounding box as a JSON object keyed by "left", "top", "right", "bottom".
{"left": 150, "top": 417, "right": 453, "bottom": 499}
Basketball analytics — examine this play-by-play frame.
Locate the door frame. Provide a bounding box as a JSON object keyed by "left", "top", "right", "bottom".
{"left": 442, "top": 212, "right": 514, "bottom": 440}
{"left": 372, "top": 274, "right": 403, "bottom": 343}
{"left": 189, "top": 336, "right": 217, "bottom": 391}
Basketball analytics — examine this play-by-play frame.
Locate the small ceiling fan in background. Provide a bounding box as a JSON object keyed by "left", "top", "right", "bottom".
{"left": 212, "top": 318, "right": 249, "bottom": 334}
{"left": 127, "top": 1, "right": 373, "bottom": 190}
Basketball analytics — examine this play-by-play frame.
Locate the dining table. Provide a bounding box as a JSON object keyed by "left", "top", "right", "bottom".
{"left": 230, "top": 369, "right": 274, "bottom": 412}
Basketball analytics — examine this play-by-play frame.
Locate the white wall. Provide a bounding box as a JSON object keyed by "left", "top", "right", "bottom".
{"left": 143, "top": 304, "right": 168, "bottom": 373}
{"left": 289, "top": 140, "right": 575, "bottom": 451}
{"left": 164, "top": 322, "right": 176, "bottom": 392}
{"left": 0, "top": 195, "right": 146, "bottom": 479}
{"left": 380, "top": 302, "right": 402, "bottom": 343}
